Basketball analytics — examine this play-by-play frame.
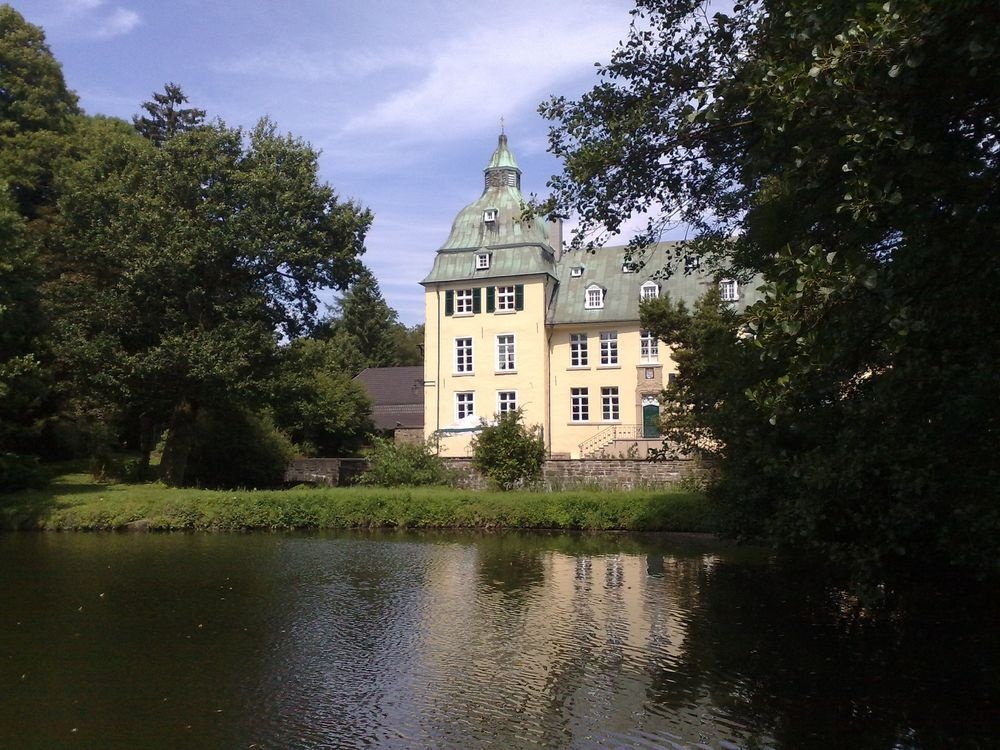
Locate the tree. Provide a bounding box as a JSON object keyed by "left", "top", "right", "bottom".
{"left": 471, "top": 409, "right": 546, "bottom": 490}
{"left": 0, "top": 4, "right": 78, "bottom": 214}
{"left": 0, "top": 5, "right": 79, "bottom": 454}
{"left": 315, "top": 268, "right": 424, "bottom": 371}
{"left": 132, "top": 82, "right": 205, "bottom": 145}
{"left": 52, "top": 116, "right": 371, "bottom": 485}
{"left": 391, "top": 323, "right": 424, "bottom": 367}
{"left": 0, "top": 5, "right": 78, "bottom": 139}
{"left": 545, "top": 0, "right": 1000, "bottom": 586}
{"left": 0, "top": 188, "right": 47, "bottom": 451}
{"left": 269, "top": 338, "right": 374, "bottom": 456}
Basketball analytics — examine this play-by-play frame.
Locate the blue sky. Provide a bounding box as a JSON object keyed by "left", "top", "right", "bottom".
{"left": 17, "top": 0, "right": 638, "bottom": 326}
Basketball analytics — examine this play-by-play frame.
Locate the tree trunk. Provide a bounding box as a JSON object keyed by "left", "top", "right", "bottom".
{"left": 160, "top": 398, "right": 198, "bottom": 487}
{"left": 137, "top": 413, "right": 154, "bottom": 475}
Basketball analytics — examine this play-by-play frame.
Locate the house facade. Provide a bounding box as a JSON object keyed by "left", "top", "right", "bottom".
{"left": 421, "top": 133, "right": 761, "bottom": 458}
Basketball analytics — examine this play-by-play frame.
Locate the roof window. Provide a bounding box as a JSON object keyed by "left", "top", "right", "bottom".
{"left": 570, "top": 266, "right": 584, "bottom": 278}
{"left": 483, "top": 208, "right": 498, "bottom": 224}
{"left": 476, "top": 252, "right": 491, "bottom": 270}
{"left": 585, "top": 284, "right": 604, "bottom": 309}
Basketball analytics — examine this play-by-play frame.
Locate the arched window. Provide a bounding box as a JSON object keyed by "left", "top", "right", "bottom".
{"left": 585, "top": 284, "right": 604, "bottom": 309}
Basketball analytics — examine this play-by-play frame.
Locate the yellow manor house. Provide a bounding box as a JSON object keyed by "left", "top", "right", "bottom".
{"left": 421, "top": 133, "right": 761, "bottom": 458}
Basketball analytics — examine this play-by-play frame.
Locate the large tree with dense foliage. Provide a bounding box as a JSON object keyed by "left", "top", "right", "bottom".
{"left": 51, "top": 116, "right": 371, "bottom": 485}
{"left": 545, "top": 0, "right": 1000, "bottom": 586}
{"left": 0, "top": 5, "right": 78, "bottom": 455}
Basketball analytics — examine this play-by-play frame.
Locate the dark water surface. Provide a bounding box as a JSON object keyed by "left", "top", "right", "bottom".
{"left": 0, "top": 531, "right": 996, "bottom": 749}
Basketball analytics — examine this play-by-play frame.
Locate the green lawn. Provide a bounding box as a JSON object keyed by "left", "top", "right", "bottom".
{"left": 0, "top": 471, "right": 715, "bottom": 533}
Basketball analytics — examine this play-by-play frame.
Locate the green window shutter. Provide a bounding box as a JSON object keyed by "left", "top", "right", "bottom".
{"left": 445, "top": 289, "right": 454, "bottom": 316}
{"left": 515, "top": 284, "right": 525, "bottom": 311}
{"left": 486, "top": 286, "right": 496, "bottom": 313}
{"left": 473, "top": 288, "right": 482, "bottom": 314}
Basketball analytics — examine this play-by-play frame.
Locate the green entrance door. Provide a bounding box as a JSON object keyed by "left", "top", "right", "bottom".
{"left": 642, "top": 403, "right": 660, "bottom": 438}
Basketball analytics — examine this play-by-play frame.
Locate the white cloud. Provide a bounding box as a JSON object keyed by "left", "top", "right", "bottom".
{"left": 339, "top": 10, "right": 624, "bottom": 143}
{"left": 36, "top": 0, "right": 141, "bottom": 40}
{"left": 90, "top": 6, "right": 140, "bottom": 39}
{"left": 217, "top": 46, "right": 422, "bottom": 83}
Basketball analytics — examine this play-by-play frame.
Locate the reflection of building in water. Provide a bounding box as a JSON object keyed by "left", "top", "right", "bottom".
{"left": 415, "top": 547, "right": 713, "bottom": 745}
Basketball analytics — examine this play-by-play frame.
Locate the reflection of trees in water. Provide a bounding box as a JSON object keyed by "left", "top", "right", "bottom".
{"left": 655, "top": 562, "right": 1000, "bottom": 749}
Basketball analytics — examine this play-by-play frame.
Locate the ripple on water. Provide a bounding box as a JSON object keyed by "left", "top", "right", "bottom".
{"left": 2, "top": 533, "right": 790, "bottom": 749}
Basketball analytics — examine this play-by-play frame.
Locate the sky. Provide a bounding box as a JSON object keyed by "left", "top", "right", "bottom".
{"left": 15, "top": 0, "right": 640, "bottom": 326}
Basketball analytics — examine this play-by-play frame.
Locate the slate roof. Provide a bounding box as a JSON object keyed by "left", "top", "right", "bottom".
{"left": 422, "top": 244, "right": 556, "bottom": 285}
{"left": 548, "top": 243, "right": 765, "bottom": 325}
{"left": 353, "top": 366, "right": 424, "bottom": 430}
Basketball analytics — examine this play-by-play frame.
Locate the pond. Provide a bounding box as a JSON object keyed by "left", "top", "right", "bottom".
{"left": 1, "top": 531, "right": 995, "bottom": 749}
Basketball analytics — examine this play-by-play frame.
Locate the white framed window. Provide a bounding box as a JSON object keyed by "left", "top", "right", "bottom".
{"left": 684, "top": 255, "right": 701, "bottom": 273}
{"left": 496, "top": 334, "right": 515, "bottom": 371}
{"left": 455, "top": 288, "right": 474, "bottom": 314}
{"left": 600, "top": 331, "right": 618, "bottom": 366}
{"left": 601, "top": 387, "right": 620, "bottom": 421}
{"left": 497, "top": 391, "right": 517, "bottom": 414}
{"left": 640, "top": 330, "right": 659, "bottom": 362}
{"left": 720, "top": 278, "right": 739, "bottom": 302}
{"left": 497, "top": 285, "right": 516, "bottom": 311}
{"left": 640, "top": 281, "right": 659, "bottom": 301}
{"left": 570, "top": 266, "right": 584, "bottom": 278}
{"left": 585, "top": 284, "right": 604, "bottom": 309}
{"left": 571, "top": 387, "right": 589, "bottom": 422}
{"left": 570, "top": 332, "right": 588, "bottom": 367}
{"left": 476, "top": 253, "right": 491, "bottom": 270}
{"left": 622, "top": 263, "right": 635, "bottom": 274}
{"left": 483, "top": 208, "right": 498, "bottom": 223}
{"left": 455, "top": 337, "right": 473, "bottom": 374}
{"left": 456, "top": 392, "right": 475, "bottom": 420}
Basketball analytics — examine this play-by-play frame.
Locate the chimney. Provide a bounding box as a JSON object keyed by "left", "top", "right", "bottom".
{"left": 546, "top": 218, "right": 563, "bottom": 262}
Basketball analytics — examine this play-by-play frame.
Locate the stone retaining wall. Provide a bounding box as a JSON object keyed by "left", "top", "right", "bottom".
{"left": 287, "top": 456, "right": 709, "bottom": 490}
{"left": 443, "top": 457, "right": 709, "bottom": 491}
{"left": 284, "top": 458, "right": 342, "bottom": 486}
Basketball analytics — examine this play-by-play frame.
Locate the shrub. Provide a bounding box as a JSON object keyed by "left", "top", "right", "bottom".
{"left": 184, "top": 408, "right": 296, "bottom": 489}
{"left": 471, "top": 409, "right": 546, "bottom": 490}
{"left": 359, "top": 436, "right": 452, "bottom": 487}
{"left": 0, "top": 453, "right": 45, "bottom": 492}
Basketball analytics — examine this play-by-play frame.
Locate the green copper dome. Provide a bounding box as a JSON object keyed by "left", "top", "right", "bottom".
{"left": 437, "top": 133, "right": 550, "bottom": 252}
{"left": 485, "top": 132, "right": 521, "bottom": 173}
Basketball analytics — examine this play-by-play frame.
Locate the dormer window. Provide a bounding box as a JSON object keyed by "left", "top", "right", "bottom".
{"left": 720, "top": 278, "right": 739, "bottom": 302}
{"left": 622, "top": 263, "right": 635, "bottom": 274}
{"left": 640, "top": 281, "right": 659, "bottom": 301}
{"left": 483, "top": 208, "right": 498, "bottom": 224}
{"left": 476, "top": 252, "right": 491, "bottom": 270}
{"left": 684, "top": 255, "right": 701, "bottom": 273}
{"left": 570, "top": 266, "right": 584, "bottom": 278}
{"left": 585, "top": 284, "right": 604, "bottom": 309}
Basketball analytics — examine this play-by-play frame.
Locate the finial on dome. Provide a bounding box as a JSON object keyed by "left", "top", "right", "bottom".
{"left": 500, "top": 115, "right": 505, "bottom": 135}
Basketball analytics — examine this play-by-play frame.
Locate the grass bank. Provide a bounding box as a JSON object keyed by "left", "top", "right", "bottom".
{"left": 0, "top": 471, "right": 714, "bottom": 533}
